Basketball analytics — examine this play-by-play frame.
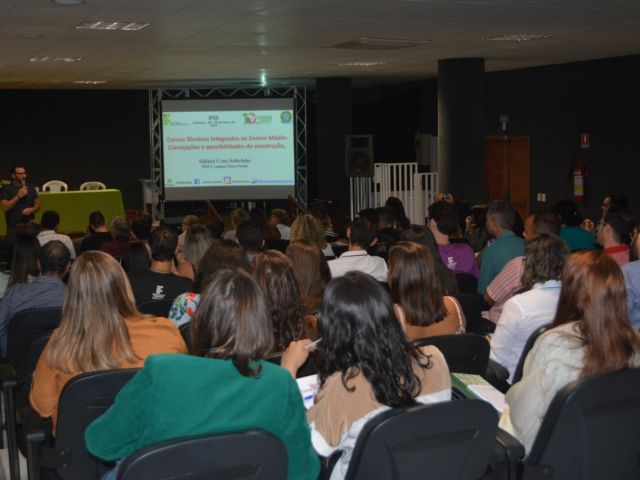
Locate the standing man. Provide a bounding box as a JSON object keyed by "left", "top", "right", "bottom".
{"left": 1, "top": 165, "right": 40, "bottom": 235}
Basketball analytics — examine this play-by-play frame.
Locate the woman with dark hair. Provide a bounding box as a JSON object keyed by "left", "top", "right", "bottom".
{"left": 120, "top": 241, "right": 151, "bottom": 275}
{"left": 168, "top": 239, "right": 250, "bottom": 326}
{"left": 388, "top": 242, "right": 466, "bottom": 339}
{"left": 175, "top": 224, "right": 213, "bottom": 280}
{"left": 385, "top": 196, "right": 411, "bottom": 231}
{"left": 400, "top": 225, "right": 458, "bottom": 294}
{"left": 250, "top": 206, "right": 280, "bottom": 240}
{"left": 500, "top": 250, "right": 640, "bottom": 453}
{"left": 465, "top": 205, "right": 490, "bottom": 252}
{"left": 7, "top": 233, "right": 40, "bottom": 288}
{"left": 551, "top": 199, "right": 596, "bottom": 251}
{"left": 282, "top": 271, "right": 450, "bottom": 479}
{"left": 86, "top": 269, "right": 320, "bottom": 480}
{"left": 286, "top": 240, "right": 331, "bottom": 315}
{"left": 253, "top": 250, "right": 318, "bottom": 351}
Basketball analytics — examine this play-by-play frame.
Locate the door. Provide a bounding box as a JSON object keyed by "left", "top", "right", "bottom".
{"left": 485, "top": 136, "right": 530, "bottom": 219}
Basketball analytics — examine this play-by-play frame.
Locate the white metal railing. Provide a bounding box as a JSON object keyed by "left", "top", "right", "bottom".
{"left": 350, "top": 163, "right": 439, "bottom": 225}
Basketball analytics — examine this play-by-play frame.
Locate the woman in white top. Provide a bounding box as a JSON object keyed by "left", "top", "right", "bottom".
{"left": 283, "top": 271, "right": 451, "bottom": 480}
{"left": 290, "top": 214, "right": 335, "bottom": 258}
{"left": 388, "top": 241, "right": 466, "bottom": 340}
{"left": 500, "top": 250, "right": 640, "bottom": 453}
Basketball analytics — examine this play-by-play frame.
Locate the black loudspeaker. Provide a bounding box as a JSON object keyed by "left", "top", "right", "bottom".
{"left": 345, "top": 135, "right": 374, "bottom": 177}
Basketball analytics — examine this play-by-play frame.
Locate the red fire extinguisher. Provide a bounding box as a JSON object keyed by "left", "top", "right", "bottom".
{"left": 573, "top": 160, "right": 586, "bottom": 201}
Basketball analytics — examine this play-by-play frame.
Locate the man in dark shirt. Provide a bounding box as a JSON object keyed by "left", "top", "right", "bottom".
{"left": 128, "top": 227, "right": 191, "bottom": 305}
{"left": 1, "top": 165, "right": 40, "bottom": 234}
{"left": 79, "top": 211, "right": 113, "bottom": 253}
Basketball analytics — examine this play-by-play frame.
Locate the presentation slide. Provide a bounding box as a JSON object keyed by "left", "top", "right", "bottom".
{"left": 161, "top": 98, "right": 296, "bottom": 201}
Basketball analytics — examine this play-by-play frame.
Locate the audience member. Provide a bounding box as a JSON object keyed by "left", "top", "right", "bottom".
{"left": 328, "top": 217, "right": 387, "bottom": 281}
{"left": 478, "top": 201, "right": 525, "bottom": 294}
{"left": 309, "top": 201, "right": 336, "bottom": 242}
{"left": 205, "top": 217, "right": 225, "bottom": 239}
{"left": 270, "top": 208, "right": 291, "bottom": 240}
{"left": 0, "top": 240, "right": 70, "bottom": 358}
{"left": 250, "top": 207, "right": 280, "bottom": 240}
{"left": 131, "top": 214, "right": 152, "bottom": 255}
{"left": 37, "top": 210, "right": 76, "bottom": 259}
{"left": 1, "top": 165, "right": 40, "bottom": 235}
{"left": 602, "top": 192, "right": 628, "bottom": 215}
{"left": 223, "top": 208, "right": 249, "bottom": 241}
{"left": 79, "top": 211, "right": 112, "bottom": 253}
{"left": 400, "top": 225, "right": 458, "bottom": 294}
{"left": 30, "top": 251, "right": 186, "bottom": 431}
{"left": 86, "top": 269, "right": 320, "bottom": 480}
{"left": 499, "top": 250, "right": 640, "bottom": 453}
{"left": 489, "top": 234, "right": 569, "bottom": 383}
{"left": 177, "top": 214, "right": 199, "bottom": 256}
{"left": 128, "top": 227, "right": 192, "bottom": 304}
{"left": 286, "top": 240, "right": 331, "bottom": 315}
{"left": 484, "top": 211, "right": 561, "bottom": 323}
{"left": 331, "top": 216, "right": 351, "bottom": 258}
{"left": 6, "top": 233, "right": 40, "bottom": 288}
{"left": 100, "top": 216, "right": 131, "bottom": 258}
{"left": 388, "top": 242, "right": 466, "bottom": 339}
{"left": 253, "top": 250, "right": 317, "bottom": 352}
{"left": 622, "top": 227, "right": 640, "bottom": 330}
{"left": 376, "top": 207, "right": 400, "bottom": 245}
{"left": 290, "top": 214, "right": 334, "bottom": 257}
{"left": 385, "top": 196, "right": 411, "bottom": 231}
{"left": 236, "top": 221, "right": 265, "bottom": 262}
{"left": 428, "top": 201, "right": 479, "bottom": 278}
{"left": 465, "top": 205, "right": 490, "bottom": 253}
{"left": 169, "top": 240, "right": 250, "bottom": 327}
{"left": 121, "top": 241, "right": 151, "bottom": 275}
{"left": 597, "top": 211, "right": 634, "bottom": 266}
{"left": 176, "top": 224, "right": 213, "bottom": 281}
{"left": 282, "top": 272, "right": 450, "bottom": 480}
{"left": 551, "top": 199, "right": 596, "bottom": 251}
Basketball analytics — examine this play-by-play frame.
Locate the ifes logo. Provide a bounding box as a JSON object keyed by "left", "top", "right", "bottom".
{"left": 243, "top": 112, "right": 257, "bottom": 124}
{"left": 280, "top": 111, "right": 292, "bottom": 123}
{"left": 243, "top": 112, "right": 272, "bottom": 125}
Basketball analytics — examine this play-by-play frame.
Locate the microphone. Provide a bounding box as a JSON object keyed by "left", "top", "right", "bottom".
{"left": 21, "top": 180, "right": 26, "bottom": 188}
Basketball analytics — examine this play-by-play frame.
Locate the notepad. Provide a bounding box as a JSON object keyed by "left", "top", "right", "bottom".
{"left": 451, "top": 372, "right": 505, "bottom": 413}
{"left": 296, "top": 374, "right": 319, "bottom": 409}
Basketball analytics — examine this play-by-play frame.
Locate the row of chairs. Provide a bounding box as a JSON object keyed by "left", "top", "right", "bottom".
{"left": 41, "top": 181, "right": 106, "bottom": 192}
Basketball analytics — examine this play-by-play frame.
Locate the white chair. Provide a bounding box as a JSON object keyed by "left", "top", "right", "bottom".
{"left": 42, "top": 180, "right": 68, "bottom": 192}
{"left": 79, "top": 181, "right": 107, "bottom": 191}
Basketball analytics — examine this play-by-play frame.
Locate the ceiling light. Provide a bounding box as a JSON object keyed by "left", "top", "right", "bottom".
{"left": 335, "top": 37, "right": 430, "bottom": 50}
{"left": 76, "top": 20, "right": 150, "bottom": 31}
{"left": 30, "top": 56, "right": 83, "bottom": 62}
{"left": 339, "top": 61, "right": 387, "bottom": 67}
{"left": 73, "top": 80, "right": 107, "bottom": 85}
{"left": 482, "top": 34, "right": 552, "bottom": 42}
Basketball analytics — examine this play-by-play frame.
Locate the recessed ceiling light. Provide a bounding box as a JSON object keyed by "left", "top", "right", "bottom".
{"left": 338, "top": 61, "right": 387, "bottom": 67}
{"left": 482, "top": 34, "right": 552, "bottom": 42}
{"left": 73, "top": 80, "right": 108, "bottom": 84}
{"left": 30, "top": 56, "right": 83, "bottom": 62}
{"left": 76, "top": 20, "right": 150, "bottom": 31}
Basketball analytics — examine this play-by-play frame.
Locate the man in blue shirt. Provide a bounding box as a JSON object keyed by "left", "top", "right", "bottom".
{"left": 0, "top": 240, "right": 70, "bottom": 358}
{"left": 478, "top": 201, "right": 525, "bottom": 295}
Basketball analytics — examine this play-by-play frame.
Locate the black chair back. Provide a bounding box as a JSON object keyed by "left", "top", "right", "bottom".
{"left": 52, "top": 369, "right": 140, "bottom": 479}
{"left": 178, "top": 321, "right": 191, "bottom": 352}
{"left": 137, "top": 298, "right": 175, "bottom": 317}
{"left": 455, "top": 273, "right": 478, "bottom": 295}
{"left": 117, "top": 430, "right": 288, "bottom": 480}
{"left": 345, "top": 400, "right": 498, "bottom": 480}
{"left": 452, "top": 293, "right": 483, "bottom": 334}
{"left": 524, "top": 369, "right": 640, "bottom": 480}
{"left": 510, "top": 324, "right": 549, "bottom": 385}
{"left": 413, "top": 333, "right": 489, "bottom": 375}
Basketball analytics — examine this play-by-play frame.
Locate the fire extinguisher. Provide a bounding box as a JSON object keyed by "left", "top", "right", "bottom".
{"left": 573, "top": 160, "right": 586, "bottom": 201}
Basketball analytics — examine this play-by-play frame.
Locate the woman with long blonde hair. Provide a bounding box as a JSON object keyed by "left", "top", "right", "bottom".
{"left": 290, "top": 214, "right": 335, "bottom": 257}
{"left": 30, "top": 251, "right": 187, "bottom": 430}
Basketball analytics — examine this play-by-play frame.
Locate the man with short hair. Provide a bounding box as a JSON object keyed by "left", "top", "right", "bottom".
{"left": 236, "top": 221, "right": 265, "bottom": 262}
{"left": 328, "top": 217, "right": 387, "bottom": 282}
{"left": 0, "top": 240, "right": 70, "bottom": 358}
{"left": 100, "top": 216, "right": 132, "bottom": 258}
{"left": 477, "top": 201, "right": 525, "bottom": 295}
{"left": 270, "top": 209, "right": 291, "bottom": 240}
{"left": 79, "top": 211, "right": 112, "bottom": 253}
{"left": 37, "top": 210, "right": 76, "bottom": 259}
{"left": 484, "top": 211, "right": 561, "bottom": 323}
{"left": 128, "top": 227, "right": 192, "bottom": 305}
{"left": 1, "top": 165, "right": 40, "bottom": 234}
{"left": 622, "top": 226, "right": 640, "bottom": 330}
{"left": 597, "top": 211, "right": 634, "bottom": 266}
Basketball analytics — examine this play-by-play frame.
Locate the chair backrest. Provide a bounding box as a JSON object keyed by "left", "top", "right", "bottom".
{"left": 455, "top": 273, "right": 478, "bottom": 295}
{"left": 452, "top": 293, "right": 482, "bottom": 333}
{"left": 524, "top": 369, "right": 640, "bottom": 480}
{"left": 42, "top": 180, "right": 68, "bottom": 192}
{"left": 54, "top": 369, "right": 140, "bottom": 480}
{"left": 510, "top": 324, "right": 549, "bottom": 385}
{"left": 116, "top": 430, "right": 288, "bottom": 480}
{"left": 345, "top": 400, "right": 498, "bottom": 480}
{"left": 79, "top": 181, "right": 107, "bottom": 191}
{"left": 137, "top": 298, "right": 175, "bottom": 317}
{"left": 178, "top": 321, "right": 191, "bottom": 352}
{"left": 413, "top": 333, "right": 489, "bottom": 375}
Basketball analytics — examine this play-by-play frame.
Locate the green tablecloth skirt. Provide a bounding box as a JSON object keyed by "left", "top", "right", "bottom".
{"left": 1, "top": 189, "right": 126, "bottom": 236}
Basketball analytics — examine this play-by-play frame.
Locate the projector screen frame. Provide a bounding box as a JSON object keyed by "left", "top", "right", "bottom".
{"left": 149, "top": 86, "right": 307, "bottom": 222}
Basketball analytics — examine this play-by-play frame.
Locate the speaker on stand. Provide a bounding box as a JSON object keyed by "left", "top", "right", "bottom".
{"left": 345, "top": 135, "right": 374, "bottom": 177}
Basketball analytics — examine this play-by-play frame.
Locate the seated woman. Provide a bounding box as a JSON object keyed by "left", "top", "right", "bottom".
{"left": 168, "top": 239, "right": 250, "bottom": 327}
{"left": 286, "top": 240, "right": 331, "bottom": 315}
{"left": 290, "top": 214, "right": 335, "bottom": 258}
{"left": 30, "top": 251, "right": 187, "bottom": 431}
{"left": 175, "top": 224, "right": 213, "bottom": 281}
{"left": 500, "top": 250, "right": 640, "bottom": 453}
{"left": 120, "top": 241, "right": 151, "bottom": 275}
{"left": 282, "top": 272, "right": 451, "bottom": 480}
{"left": 85, "top": 269, "right": 320, "bottom": 480}
{"left": 253, "top": 250, "right": 318, "bottom": 351}
{"left": 388, "top": 241, "right": 466, "bottom": 340}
